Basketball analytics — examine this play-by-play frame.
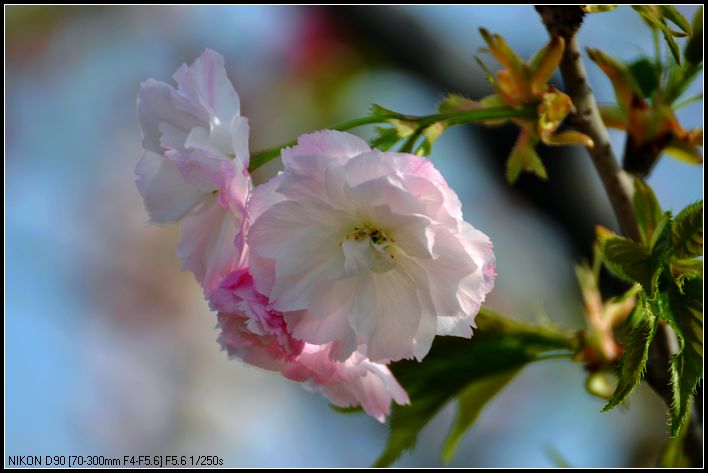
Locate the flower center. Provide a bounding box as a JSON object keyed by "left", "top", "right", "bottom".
{"left": 340, "top": 224, "right": 402, "bottom": 275}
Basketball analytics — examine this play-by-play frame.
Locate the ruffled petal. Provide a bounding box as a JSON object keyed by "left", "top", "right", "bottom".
{"left": 173, "top": 48, "right": 241, "bottom": 127}
{"left": 137, "top": 79, "right": 206, "bottom": 154}
{"left": 176, "top": 196, "right": 241, "bottom": 292}
{"left": 135, "top": 151, "right": 205, "bottom": 223}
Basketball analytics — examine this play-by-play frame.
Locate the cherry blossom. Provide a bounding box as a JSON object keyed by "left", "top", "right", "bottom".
{"left": 248, "top": 131, "right": 496, "bottom": 362}
{"left": 136, "top": 49, "right": 250, "bottom": 291}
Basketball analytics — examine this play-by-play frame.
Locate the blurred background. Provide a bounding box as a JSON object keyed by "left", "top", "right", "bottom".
{"left": 5, "top": 5, "right": 702, "bottom": 467}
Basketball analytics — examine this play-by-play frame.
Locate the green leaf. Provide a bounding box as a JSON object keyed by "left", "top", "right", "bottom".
{"left": 599, "top": 214, "right": 672, "bottom": 296}
{"left": 658, "top": 6, "right": 692, "bottom": 35}
{"left": 601, "top": 237, "right": 657, "bottom": 295}
{"left": 684, "top": 6, "right": 702, "bottom": 65}
{"left": 664, "top": 61, "right": 701, "bottom": 105}
{"left": 441, "top": 370, "right": 520, "bottom": 463}
{"left": 603, "top": 295, "right": 658, "bottom": 411}
{"left": 582, "top": 5, "right": 619, "bottom": 13}
{"left": 415, "top": 122, "right": 446, "bottom": 156}
{"left": 632, "top": 6, "right": 682, "bottom": 64}
{"left": 438, "top": 93, "right": 479, "bottom": 114}
{"left": 648, "top": 213, "right": 673, "bottom": 259}
{"left": 670, "top": 258, "right": 703, "bottom": 288}
{"left": 370, "top": 127, "right": 400, "bottom": 151}
{"left": 369, "top": 103, "right": 398, "bottom": 117}
{"left": 632, "top": 178, "right": 663, "bottom": 244}
{"left": 663, "top": 277, "right": 703, "bottom": 436}
{"left": 374, "top": 309, "right": 574, "bottom": 467}
{"left": 506, "top": 128, "right": 546, "bottom": 183}
{"left": 628, "top": 58, "right": 659, "bottom": 99}
{"left": 672, "top": 200, "right": 703, "bottom": 258}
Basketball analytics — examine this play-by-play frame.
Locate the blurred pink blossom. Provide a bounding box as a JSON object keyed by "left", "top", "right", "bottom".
{"left": 136, "top": 49, "right": 250, "bottom": 292}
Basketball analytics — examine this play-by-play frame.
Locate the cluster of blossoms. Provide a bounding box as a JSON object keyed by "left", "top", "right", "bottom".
{"left": 136, "top": 50, "right": 496, "bottom": 421}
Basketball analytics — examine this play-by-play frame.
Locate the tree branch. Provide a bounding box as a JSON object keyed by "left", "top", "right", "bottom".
{"left": 535, "top": 6, "right": 640, "bottom": 243}
{"left": 536, "top": 6, "right": 702, "bottom": 467}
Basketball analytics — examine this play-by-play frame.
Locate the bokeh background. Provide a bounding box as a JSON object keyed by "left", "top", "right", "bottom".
{"left": 5, "top": 5, "right": 702, "bottom": 467}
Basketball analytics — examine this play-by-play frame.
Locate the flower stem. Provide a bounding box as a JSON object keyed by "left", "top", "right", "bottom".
{"left": 248, "top": 106, "right": 535, "bottom": 172}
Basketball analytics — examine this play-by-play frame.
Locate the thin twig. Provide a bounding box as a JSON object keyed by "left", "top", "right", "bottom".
{"left": 535, "top": 6, "right": 640, "bottom": 242}
{"left": 536, "top": 6, "right": 702, "bottom": 467}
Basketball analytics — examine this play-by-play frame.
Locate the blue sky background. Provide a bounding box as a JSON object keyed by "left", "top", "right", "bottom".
{"left": 6, "top": 6, "right": 702, "bottom": 467}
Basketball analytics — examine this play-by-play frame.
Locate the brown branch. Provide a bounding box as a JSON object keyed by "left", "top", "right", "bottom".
{"left": 535, "top": 6, "right": 640, "bottom": 243}
{"left": 536, "top": 6, "right": 702, "bottom": 467}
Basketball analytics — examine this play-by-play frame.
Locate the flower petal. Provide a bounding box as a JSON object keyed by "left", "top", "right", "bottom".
{"left": 173, "top": 48, "right": 241, "bottom": 127}
{"left": 248, "top": 199, "right": 346, "bottom": 311}
{"left": 135, "top": 151, "right": 205, "bottom": 223}
{"left": 282, "top": 130, "right": 370, "bottom": 170}
{"left": 176, "top": 196, "right": 241, "bottom": 291}
{"left": 137, "top": 79, "right": 206, "bottom": 154}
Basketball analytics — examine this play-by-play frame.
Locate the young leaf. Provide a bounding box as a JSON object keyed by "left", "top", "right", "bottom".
{"left": 438, "top": 93, "right": 480, "bottom": 114}
{"left": 603, "top": 295, "right": 658, "bottom": 411}
{"left": 658, "top": 6, "right": 692, "bottom": 35}
{"left": 370, "top": 127, "right": 401, "bottom": 151}
{"left": 627, "top": 58, "right": 658, "bottom": 99}
{"left": 600, "top": 237, "right": 656, "bottom": 295}
{"left": 581, "top": 5, "right": 619, "bottom": 13}
{"left": 672, "top": 200, "right": 703, "bottom": 258}
{"left": 586, "top": 48, "right": 642, "bottom": 109}
{"left": 374, "top": 309, "right": 574, "bottom": 467}
{"left": 663, "top": 277, "right": 703, "bottom": 437}
{"left": 506, "top": 127, "right": 546, "bottom": 183}
{"left": 684, "top": 6, "right": 702, "bottom": 66}
{"left": 632, "top": 6, "right": 682, "bottom": 64}
{"left": 528, "top": 35, "right": 564, "bottom": 95}
{"left": 632, "top": 178, "right": 663, "bottom": 245}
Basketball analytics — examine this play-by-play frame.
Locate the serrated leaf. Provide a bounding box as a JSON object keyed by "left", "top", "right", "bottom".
{"left": 374, "top": 309, "right": 574, "bottom": 467}
{"left": 672, "top": 200, "right": 703, "bottom": 258}
{"left": 438, "top": 93, "right": 480, "bottom": 114}
{"left": 670, "top": 258, "right": 703, "bottom": 286}
{"left": 603, "top": 295, "right": 658, "bottom": 411}
{"left": 658, "top": 6, "right": 692, "bottom": 35}
{"left": 601, "top": 237, "right": 657, "bottom": 295}
{"left": 441, "top": 370, "right": 520, "bottom": 463}
{"left": 632, "top": 178, "right": 663, "bottom": 245}
{"left": 663, "top": 277, "right": 703, "bottom": 436}
{"left": 684, "top": 6, "right": 702, "bottom": 66}
{"left": 627, "top": 58, "right": 659, "bottom": 99}
{"left": 648, "top": 213, "right": 673, "bottom": 258}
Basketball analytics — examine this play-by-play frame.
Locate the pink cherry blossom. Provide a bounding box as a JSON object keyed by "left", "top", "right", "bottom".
{"left": 247, "top": 130, "right": 496, "bottom": 363}
{"left": 213, "top": 266, "right": 409, "bottom": 422}
{"left": 136, "top": 49, "right": 250, "bottom": 291}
